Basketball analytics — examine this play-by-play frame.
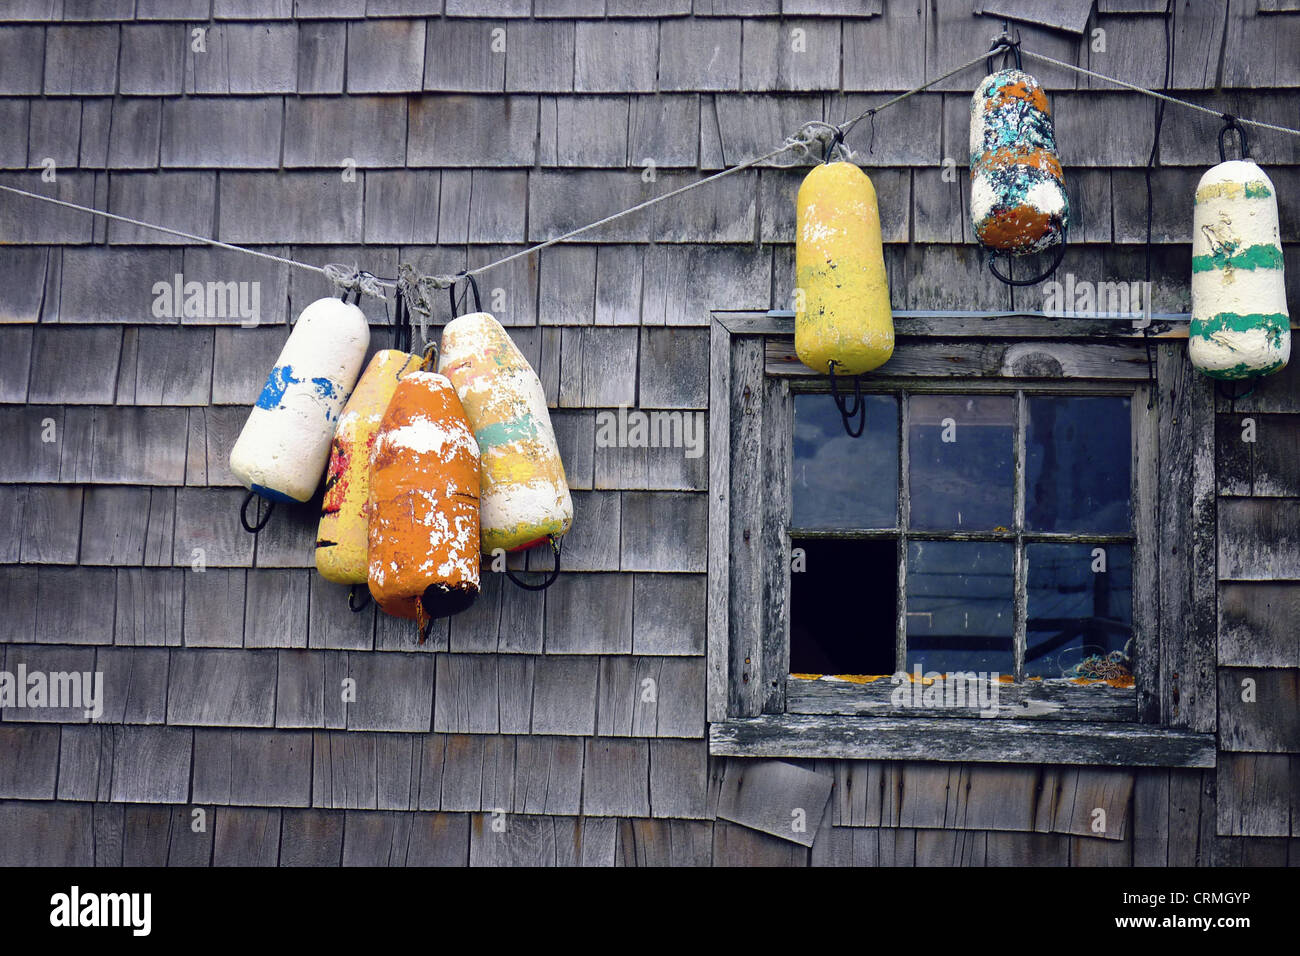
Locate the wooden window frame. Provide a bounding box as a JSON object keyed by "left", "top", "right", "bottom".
{"left": 706, "top": 311, "right": 1217, "bottom": 768}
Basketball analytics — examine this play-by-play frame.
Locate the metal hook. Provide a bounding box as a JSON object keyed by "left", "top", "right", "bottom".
{"left": 239, "top": 490, "right": 274, "bottom": 534}
{"left": 504, "top": 535, "right": 563, "bottom": 592}
{"left": 827, "top": 361, "right": 867, "bottom": 438}
{"left": 986, "top": 240, "right": 1067, "bottom": 287}
{"left": 1218, "top": 115, "right": 1251, "bottom": 162}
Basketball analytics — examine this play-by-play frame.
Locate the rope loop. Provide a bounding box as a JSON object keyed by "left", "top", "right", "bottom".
{"left": 239, "top": 490, "right": 274, "bottom": 534}
{"left": 447, "top": 272, "right": 484, "bottom": 318}
{"left": 504, "top": 536, "right": 563, "bottom": 592}
{"left": 986, "top": 240, "right": 1067, "bottom": 287}
{"left": 827, "top": 361, "right": 867, "bottom": 438}
{"left": 1218, "top": 115, "right": 1251, "bottom": 162}
{"left": 1216, "top": 377, "right": 1260, "bottom": 406}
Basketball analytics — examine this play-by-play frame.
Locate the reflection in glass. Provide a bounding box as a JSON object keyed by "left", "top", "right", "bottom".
{"left": 1026, "top": 543, "right": 1132, "bottom": 681}
{"left": 905, "top": 540, "right": 1013, "bottom": 674}
{"left": 1026, "top": 396, "right": 1131, "bottom": 534}
{"left": 908, "top": 394, "right": 1014, "bottom": 531}
{"left": 792, "top": 393, "right": 898, "bottom": 529}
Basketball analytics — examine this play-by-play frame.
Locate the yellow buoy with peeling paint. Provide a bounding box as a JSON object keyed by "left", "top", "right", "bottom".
{"left": 795, "top": 161, "right": 893, "bottom": 376}
{"left": 315, "top": 349, "right": 422, "bottom": 585}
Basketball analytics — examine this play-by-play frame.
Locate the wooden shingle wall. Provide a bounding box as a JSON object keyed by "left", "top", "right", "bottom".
{"left": 0, "top": 0, "right": 1296, "bottom": 866}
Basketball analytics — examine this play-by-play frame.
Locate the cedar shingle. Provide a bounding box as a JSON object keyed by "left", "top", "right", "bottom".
{"left": 424, "top": 20, "right": 506, "bottom": 92}
{"left": 168, "top": 649, "right": 278, "bottom": 726}
{"left": 407, "top": 95, "right": 537, "bottom": 167}
{"left": 545, "top": 573, "right": 633, "bottom": 653}
{"left": 27, "top": 326, "right": 121, "bottom": 404}
{"left": 650, "top": 739, "right": 709, "bottom": 818}
{"left": 659, "top": 18, "right": 741, "bottom": 91}
{"left": 183, "top": 568, "right": 247, "bottom": 647}
{"left": 120, "top": 24, "right": 185, "bottom": 94}
{"left": 173, "top": 487, "right": 256, "bottom": 567}
{"left": 108, "top": 171, "right": 217, "bottom": 244}
{"left": 276, "top": 648, "right": 347, "bottom": 728}
{"left": 627, "top": 94, "right": 699, "bottom": 167}
{"left": 44, "top": 25, "right": 119, "bottom": 94}
{"left": 632, "top": 573, "right": 706, "bottom": 655}
{"left": 17, "top": 485, "right": 82, "bottom": 564}
{"left": 1, "top": 645, "right": 97, "bottom": 723}
{"left": 27, "top": 99, "right": 81, "bottom": 169}
{"left": 91, "top": 407, "right": 189, "bottom": 484}
{"left": 244, "top": 568, "right": 309, "bottom": 648}
{"left": 620, "top": 492, "right": 707, "bottom": 572}
{"left": 34, "top": 566, "right": 116, "bottom": 644}
{"left": 554, "top": 490, "right": 621, "bottom": 571}
{"left": 95, "top": 646, "right": 170, "bottom": 723}
{"left": 109, "top": 725, "right": 193, "bottom": 803}
{"left": 348, "top": 651, "right": 435, "bottom": 731}
{"left": 574, "top": 20, "right": 657, "bottom": 93}
{"left": 0, "top": 172, "right": 97, "bottom": 244}
{"left": 104, "top": 99, "right": 162, "bottom": 169}
{"left": 506, "top": 21, "right": 574, "bottom": 93}
{"left": 345, "top": 18, "right": 425, "bottom": 93}
{"left": 217, "top": 172, "right": 364, "bottom": 244}
{"left": 583, "top": 738, "right": 650, "bottom": 816}
{"left": 186, "top": 23, "right": 297, "bottom": 94}
{"left": 212, "top": 807, "right": 282, "bottom": 865}
{"left": 741, "top": 18, "right": 840, "bottom": 92}
{"left": 0, "top": 803, "right": 92, "bottom": 865}
{"left": 0, "top": 26, "right": 45, "bottom": 94}
{"left": 162, "top": 98, "right": 283, "bottom": 169}
{"left": 55, "top": 247, "right": 184, "bottom": 323}
{"left": 530, "top": 655, "right": 599, "bottom": 734}
{"left": 194, "top": 728, "right": 312, "bottom": 806}
{"left": 283, "top": 96, "right": 406, "bottom": 168}
{"left": 113, "top": 567, "right": 185, "bottom": 647}
{"left": 363, "top": 170, "right": 440, "bottom": 244}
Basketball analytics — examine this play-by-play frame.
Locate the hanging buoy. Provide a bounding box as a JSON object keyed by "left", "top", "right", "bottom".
{"left": 969, "top": 68, "right": 1069, "bottom": 279}
{"left": 367, "top": 370, "right": 481, "bottom": 624}
{"left": 315, "top": 349, "right": 421, "bottom": 585}
{"left": 794, "top": 161, "right": 893, "bottom": 376}
{"left": 230, "top": 297, "right": 370, "bottom": 504}
{"left": 438, "top": 312, "right": 573, "bottom": 556}
{"left": 1190, "top": 154, "right": 1290, "bottom": 380}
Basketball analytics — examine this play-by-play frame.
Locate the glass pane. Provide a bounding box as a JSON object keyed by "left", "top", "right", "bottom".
{"left": 908, "top": 395, "right": 1014, "bottom": 531}
{"left": 792, "top": 393, "right": 898, "bottom": 529}
{"left": 1026, "top": 543, "right": 1133, "bottom": 682}
{"left": 905, "top": 540, "right": 1014, "bottom": 675}
{"left": 1026, "top": 396, "right": 1132, "bottom": 533}
{"left": 790, "top": 538, "right": 897, "bottom": 676}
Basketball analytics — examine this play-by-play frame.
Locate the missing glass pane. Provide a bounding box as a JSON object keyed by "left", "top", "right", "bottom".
{"left": 908, "top": 395, "right": 1014, "bottom": 531}
{"left": 1026, "top": 396, "right": 1132, "bottom": 534}
{"left": 789, "top": 537, "right": 897, "bottom": 675}
{"left": 1026, "top": 542, "right": 1133, "bottom": 682}
{"left": 792, "top": 394, "right": 899, "bottom": 529}
{"left": 905, "top": 540, "right": 1014, "bottom": 674}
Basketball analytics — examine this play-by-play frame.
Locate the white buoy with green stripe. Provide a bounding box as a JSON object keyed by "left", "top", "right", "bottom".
{"left": 1190, "top": 158, "right": 1290, "bottom": 380}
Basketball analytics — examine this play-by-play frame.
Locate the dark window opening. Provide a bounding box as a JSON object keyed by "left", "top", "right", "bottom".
{"left": 789, "top": 537, "right": 897, "bottom": 676}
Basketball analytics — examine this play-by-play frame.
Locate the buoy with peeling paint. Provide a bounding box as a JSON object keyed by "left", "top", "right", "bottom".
{"left": 794, "top": 161, "right": 893, "bottom": 376}
{"left": 315, "top": 348, "right": 422, "bottom": 585}
{"left": 230, "top": 297, "right": 370, "bottom": 504}
{"left": 438, "top": 312, "right": 573, "bottom": 555}
{"left": 1190, "top": 160, "right": 1290, "bottom": 380}
{"left": 969, "top": 69, "right": 1069, "bottom": 257}
{"left": 367, "top": 370, "right": 480, "bottom": 625}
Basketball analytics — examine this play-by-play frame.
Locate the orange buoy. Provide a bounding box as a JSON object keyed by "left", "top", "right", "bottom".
{"left": 315, "top": 349, "right": 422, "bottom": 585}
{"left": 367, "top": 370, "right": 481, "bottom": 626}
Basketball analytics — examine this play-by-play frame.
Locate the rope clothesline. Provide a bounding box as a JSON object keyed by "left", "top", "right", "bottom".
{"left": 2, "top": 36, "right": 1298, "bottom": 328}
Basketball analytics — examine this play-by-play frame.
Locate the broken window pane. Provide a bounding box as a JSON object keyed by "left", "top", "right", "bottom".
{"left": 789, "top": 537, "right": 898, "bottom": 676}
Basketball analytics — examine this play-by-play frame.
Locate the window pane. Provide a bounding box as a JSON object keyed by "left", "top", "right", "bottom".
{"left": 790, "top": 538, "right": 897, "bottom": 676}
{"left": 905, "top": 540, "right": 1013, "bottom": 675}
{"left": 1026, "top": 396, "right": 1131, "bottom": 533}
{"left": 908, "top": 395, "right": 1014, "bottom": 531}
{"left": 1026, "top": 543, "right": 1133, "bottom": 681}
{"left": 792, "top": 393, "right": 898, "bottom": 529}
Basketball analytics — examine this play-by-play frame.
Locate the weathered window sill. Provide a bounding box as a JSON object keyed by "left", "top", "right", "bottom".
{"left": 709, "top": 714, "right": 1217, "bottom": 768}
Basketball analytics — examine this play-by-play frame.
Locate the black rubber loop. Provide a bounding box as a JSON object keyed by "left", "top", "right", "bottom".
{"left": 824, "top": 127, "right": 845, "bottom": 164}
{"left": 986, "top": 240, "right": 1067, "bottom": 287}
{"left": 985, "top": 31, "right": 1022, "bottom": 74}
{"left": 348, "top": 584, "right": 371, "bottom": 613}
{"left": 827, "top": 361, "right": 867, "bottom": 438}
{"left": 239, "top": 490, "right": 274, "bottom": 534}
{"left": 1216, "top": 377, "right": 1260, "bottom": 406}
{"left": 447, "top": 272, "right": 484, "bottom": 318}
{"left": 504, "top": 536, "right": 562, "bottom": 592}
{"left": 1218, "top": 115, "right": 1251, "bottom": 162}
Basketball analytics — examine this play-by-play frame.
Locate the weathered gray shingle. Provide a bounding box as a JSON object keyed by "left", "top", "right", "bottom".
{"left": 632, "top": 573, "right": 706, "bottom": 655}
{"left": 347, "top": 652, "right": 434, "bottom": 731}
{"left": 0, "top": 171, "right": 97, "bottom": 244}
{"left": 619, "top": 491, "right": 707, "bottom": 572}
{"left": 194, "top": 728, "right": 312, "bottom": 806}
{"left": 574, "top": 20, "right": 657, "bottom": 93}
{"left": 0, "top": 26, "right": 45, "bottom": 94}
{"left": 162, "top": 98, "right": 282, "bottom": 169}
{"left": 296, "top": 19, "right": 345, "bottom": 93}
{"left": 583, "top": 738, "right": 650, "bottom": 816}
{"left": 120, "top": 24, "right": 185, "bottom": 94}
{"left": 173, "top": 487, "right": 255, "bottom": 567}
{"left": 424, "top": 19, "right": 506, "bottom": 92}
{"left": 345, "top": 18, "right": 425, "bottom": 93}
{"left": 114, "top": 567, "right": 185, "bottom": 646}
{"left": 186, "top": 23, "right": 297, "bottom": 94}
{"left": 168, "top": 649, "right": 278, "bottom": 726}
{"left": 244, "top": 569, "right": 309, "bottom": 647}
{"left": 741, "top": 18, "right": 840, "bottom": 91}
{"left": 108, "top": 171, "right": 217, "bottom": 244}
{"left": 109, "top": 725, "right": 193, "bottom": 803}
{"left": 506, "top": 20, "right": 574, "bottom": 92}
{"left": 659, "top": 18, "right": 741, "bottom": 91}
{"left": 649, "top": 739, "right": 708, "bottom": 818}
{"left": 34, "top": 566, "right": 116, "bottom": 644}
{"left": 530, "top": 655, "right": 598, "bottom": 734}
{"left": 217, "top": 171, "right": 364, "bottom": 244}
{"left": 27, "top": 99, "right": 80, "bottom": 169}
{"left": 407, "top": 95, "right": 537, "bottom": 167}
{"left": 44, "top": 24, "right": 119, "bottom": 94}
{"left": 363, "top": 170, "right": 440, "bottom": 244}
{"left": 285, "top": 96, "right": 406, "bottom": 169}
{"left": 540, "top": 96, "right": 629, "bottom": 167}
{"left": 95, "top": 645, "right": 171, "bottom": 723}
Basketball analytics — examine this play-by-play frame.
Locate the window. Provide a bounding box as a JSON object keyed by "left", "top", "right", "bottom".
{"left": 706, "top": 312, "right": 1216, "bottom": 768}
{"left": 791, "top": 390, "right": 1138, "bottom": 689}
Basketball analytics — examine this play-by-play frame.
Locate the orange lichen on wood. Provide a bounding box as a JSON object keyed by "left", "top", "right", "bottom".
{"left": 367, "top": 370, "right": 481, "bottom": 626}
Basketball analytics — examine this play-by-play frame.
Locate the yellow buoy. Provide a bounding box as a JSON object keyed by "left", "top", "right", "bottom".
{"left": 794, "top": 161, "right": 893, "bottom": 376}
{"left": 315, "top": 349, "right": 421, "bottom": 585}
{"left": 438, "top": 312, "right": 572, "bottom": 555}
